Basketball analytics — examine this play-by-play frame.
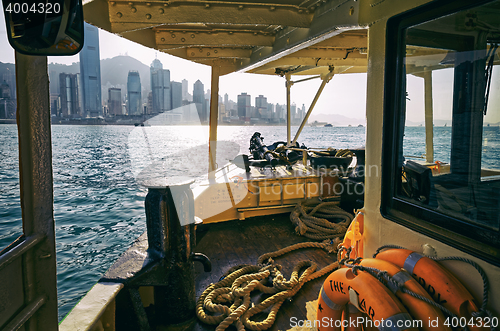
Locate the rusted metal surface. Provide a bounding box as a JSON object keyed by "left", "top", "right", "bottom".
{"left": 192, "top": 213, "right": 336, "bottom": 331}
{"left": 0, "top": 234, "right": 44, "bottom": 271}
{"left": 0, "top": 258, "right": 24, "bottom": 328}
{"left": 83, "top": 0, "right": 368, "bottom": 76}
{"left": 102, "top": 184, "right": 210, "bottom": 328}
{"left": 0, "top": 53, "right": 59, "bottom": 330}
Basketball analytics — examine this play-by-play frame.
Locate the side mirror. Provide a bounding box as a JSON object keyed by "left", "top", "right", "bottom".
{"left": 2, "top": 0, "right": 84, "bottom": 55}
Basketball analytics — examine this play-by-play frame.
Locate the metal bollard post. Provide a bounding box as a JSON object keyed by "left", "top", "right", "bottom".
{"left": 144, "top": 181, "right": 208, "bottom": 325}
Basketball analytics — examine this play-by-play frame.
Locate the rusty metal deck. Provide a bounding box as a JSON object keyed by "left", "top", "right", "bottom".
{"left": 192, "top": 213, "right": 335, "bottom": 331}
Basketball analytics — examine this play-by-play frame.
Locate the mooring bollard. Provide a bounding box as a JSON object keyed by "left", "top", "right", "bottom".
{"left": 144, "top": 181, "right": 211, "bottom": 325}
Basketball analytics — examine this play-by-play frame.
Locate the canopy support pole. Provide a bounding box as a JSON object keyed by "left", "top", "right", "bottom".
{"left": 286, "top": 73, "right": 292, "bottom": 145}
{"left": 290, "top": 68, "right": 334, "bottom": 146}
{"left": 208, "top": 64, "right": 220, "bottom": 182}
{"left": 423, "top": 68, "right": 434, "bottom": 164}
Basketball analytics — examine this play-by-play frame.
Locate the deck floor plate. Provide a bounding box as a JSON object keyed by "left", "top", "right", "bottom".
{"left": 193, "top": 213, "right": 337, "bottom": 331}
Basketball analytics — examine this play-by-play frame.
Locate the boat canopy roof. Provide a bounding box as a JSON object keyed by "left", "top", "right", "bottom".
{"left": 81, "top": 0, "right": 369, "bottom": 76}
{"left": 81, "top": 0, "right": 500, "bottom": 76}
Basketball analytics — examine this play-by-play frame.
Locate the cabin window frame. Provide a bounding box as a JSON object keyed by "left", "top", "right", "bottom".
{"left": 381, "top": 0, "right": 500, "bottom": 266}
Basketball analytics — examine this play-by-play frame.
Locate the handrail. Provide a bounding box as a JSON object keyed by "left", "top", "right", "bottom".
{"left": 2, "top": 296, "right": 46, "bottom": 331}
{"left": 0, "top": 233, "right": 45, "bottom": 271}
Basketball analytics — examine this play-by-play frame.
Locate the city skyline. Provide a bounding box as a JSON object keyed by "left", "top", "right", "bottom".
{"left": 1, "top": 12, "right": 374, "bottom": 125}
{"left": 0, "top": 12, "right": 372, "bottom": 123}
{"left": 48, "top": 54, "right": 310, "bottom": 125}
{"left": 0, "top": 51, "right": 369, "bottom": 126}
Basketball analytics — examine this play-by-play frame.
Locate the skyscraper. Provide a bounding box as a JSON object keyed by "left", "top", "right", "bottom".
{"left": 108, "top": 88, "right": 122, "bottom": 116}
{"left": 291, "top": 103, "right": 297, "bottom": 124}
{"left": 193, "top": 80, "right": 204, "bottom": 104}
{"left": 150, "top": 59, "right": 171, "bottom": 113}
{"left": 127, "top": 71, "right": 142, "bottom": 115}
{"left": 193, "top": 80, "right": 205, "bottom": 121}
{"left": 0, "top": 80, "right": 13, "bottom": 119}
{"left": 182, "top": 79, "right": 188, "bottom": 100}
{"left": 275, "top": 103, "right": 285, "bottom": 121}
{"left": 79, "top": 23, "right": 102, "bottom": 118}
{"left": 299, "top": 104, "right": 306, "bottom": 123}
{"left": 147, "top": 92, "right": 153, "bottom": 114}
{"left": 267, "top": 103, "right": 274, "bottom": 121}
{"left": 59, "top": 73, "right": 81, "bottom": 118}
{"left": 255, "top": 95, "right": 267, "bottom": 118}
{"left": 49, "top": 70, "right": 59, "bottom": 94}
{"left": 171, "top": 81, "right": 182, "bottom": 109}
{"left": 2, "top": 68, "right": 16, "bottom": 117}
{"left": 237, "top": 93, "right": 251, "bottom": 120}
{"left": 224, "top": 93, "right": 229, "bottom": 110}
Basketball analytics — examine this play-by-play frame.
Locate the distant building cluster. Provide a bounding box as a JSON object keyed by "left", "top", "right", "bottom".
{"left": 47, "top": 23, "right": 198, "bottom": 122}
{"left": 231, "top": 92, "right": 306, "bottom": 125}
{"left": 0, "top": 66, "right": 16, "bottom": 119}
{"left": 0, "top": 78, "right": 15, "bottom": 119}
{"left": 51, "top": 23, "right": 103, "bottom": 119}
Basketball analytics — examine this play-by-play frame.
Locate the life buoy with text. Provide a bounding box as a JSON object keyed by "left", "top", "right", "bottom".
{"left": 316, "top": 268, "right": 418, "bottom": 331}
{"left": 375, "top": 248, "right": 489, "bottom": 331}
{"left": 358, "top": 258, "right": 451, "bottom": 331}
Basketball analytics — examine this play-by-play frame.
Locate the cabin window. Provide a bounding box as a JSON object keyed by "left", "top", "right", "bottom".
{"left": 383, "top": 0, "right": 500, "bottom": 264}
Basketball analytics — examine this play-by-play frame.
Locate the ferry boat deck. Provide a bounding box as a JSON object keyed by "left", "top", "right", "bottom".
{"left": 104, "top": 211, "right": 337, "bottom": 331}
{"left": 192, "top": 213, "right": 333, "bottom": 331}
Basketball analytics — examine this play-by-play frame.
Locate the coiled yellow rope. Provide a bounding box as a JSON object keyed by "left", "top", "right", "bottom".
{"left": 196, "top": 240, "right": 342, "bottom": 331}
{"left": 290, "top": 201, "right": 353, "bottom": 240}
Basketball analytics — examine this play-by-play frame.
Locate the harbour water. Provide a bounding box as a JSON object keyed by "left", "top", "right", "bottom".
{"left": 0, "top": 124, "right": 498, "bottom": 320}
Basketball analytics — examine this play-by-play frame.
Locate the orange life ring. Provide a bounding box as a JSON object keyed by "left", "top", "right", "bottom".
{"left": 375, "top": 248, "right": 489, "bottom": 331}
{"left": 316, "top": 268, "right": 418, "bottom": 331}
{"left": 358, "top": 258, "right": 451, "bottom": 331}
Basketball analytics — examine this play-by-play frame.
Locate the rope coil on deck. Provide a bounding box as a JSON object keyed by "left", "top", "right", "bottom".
{"left": 196, "top": 240, "right": 342, "bottom": 331}
{"left": 290, "top": 201, "right": 353, "bottom": 240}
